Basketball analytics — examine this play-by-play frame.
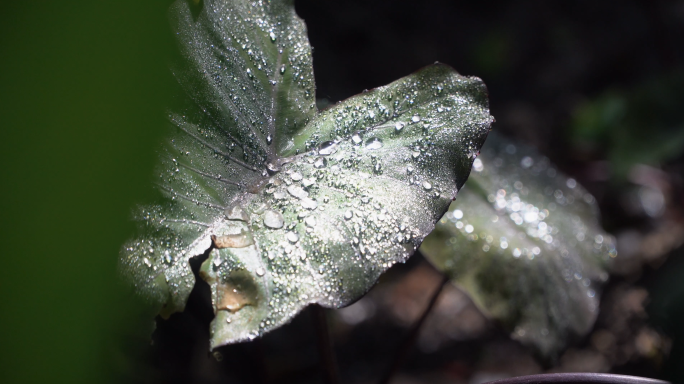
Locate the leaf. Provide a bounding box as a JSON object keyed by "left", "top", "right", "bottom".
{"left": 420, "top": 132, "right": 617, "bottom": 358}
{"left": 119, "top": 0, "right": 493, "bottom": 349}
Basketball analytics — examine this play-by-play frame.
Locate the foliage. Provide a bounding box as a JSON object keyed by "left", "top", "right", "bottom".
{"left": 120, "top": 0, "right": 492, "bottom": 349}
{"left": 421, "top": 132, "right": 616, "bottom": 358}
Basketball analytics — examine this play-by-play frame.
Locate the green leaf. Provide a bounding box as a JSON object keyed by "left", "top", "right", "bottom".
{"left": 421, "top": 132, "right": 616, "bottom": 358}
{"left": 119, "top": 0, "right": 492, "bottom": 348}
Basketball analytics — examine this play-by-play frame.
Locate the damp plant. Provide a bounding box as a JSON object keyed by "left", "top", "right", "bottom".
{"left": 421, "top": 132, "right": 618, "bottom": 359}
{"left": 120, "top": 0, "right": 491, "bottom": 349}
{"left": 120, "top": 0, "right": 626, "bottom": 380}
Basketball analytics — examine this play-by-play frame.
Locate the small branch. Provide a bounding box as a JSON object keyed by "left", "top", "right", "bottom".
{"left": 378, "top": 274, "right": 449, "bottom": 384}
{"left": 312, "top": 305, "right": 340, "bottom": 384}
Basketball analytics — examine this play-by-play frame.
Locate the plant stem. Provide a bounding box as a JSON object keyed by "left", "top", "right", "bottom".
{"left": 312, "top": 305, "right": 340, "bottom": 384}
{"left": 378, "top": 274, "right": 449, "bottom": 384}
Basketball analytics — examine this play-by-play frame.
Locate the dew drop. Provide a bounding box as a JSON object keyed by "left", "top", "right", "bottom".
{"left": 305, "top": 216, "right": 316, "bottom": 227}
{"left": 422, "top": 181, "right": 432, "bottom": 191}
{"left": 290, "top": 172, "right": 303, "bottom": 181}
{"left": 269, "top": 32, "right": 276, "bottom": 42}
{"left": 287, "top": 185, "right": 309, "bottom": 199}
{"left": 344, "top": 210, "right": 353, "bottom": 220}
{"left": 365, "top": 138, "right": 383, "bottom": 150}
{"left": 351, "top": 133, "right": 363, "bottom": 145}
{"left": 273, "top": 190, "right": 287, "bottom": 200}
{"left": 266, "top": 134, "right": 273, "bottom": 145}
{"left": 301, "top": 197, "right": 318, "bottom": 210}
{"left": 395, "top": 122, "right": 405, "bottom": 132}
{"left": 287, "top": 232, "right": 299, "bottom": 243}
{"left": 225, "top": 205, "right": 250, "bottom": 222}
{"left": 411, "top": 115, "right": 421, "bottom": 123}
{"left": 263, "top": 210, "right": 284, "bottom": 229}
{"left": 314, "top": 157, "right": 327, "bottom": 168}
{"left": 256, "top": 267, "right": 266, "bottom": 276}
{"left": 318, "top": 141, "right": 336, "bottom": 155}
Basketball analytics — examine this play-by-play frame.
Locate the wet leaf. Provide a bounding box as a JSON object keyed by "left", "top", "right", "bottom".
{"left": 421, "top": 132, "right": 616, "bottom": 358}
{"left": 119, "top": 0, "right": 492, "bottom": 348}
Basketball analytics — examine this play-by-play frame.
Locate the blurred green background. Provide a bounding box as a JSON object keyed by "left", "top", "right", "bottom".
{"left": 1, "top": 1, "right": 683, "bottom": 383}
{"left": 0, "top": 2, "right": 174, "bottom": 383}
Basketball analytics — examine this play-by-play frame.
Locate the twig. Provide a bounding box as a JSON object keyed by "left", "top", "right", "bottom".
{"left": 378, "top": 274, "right": 449, "bottom": 384}
{"left": 312, "top": 305, "right": 340, "bottom": 384}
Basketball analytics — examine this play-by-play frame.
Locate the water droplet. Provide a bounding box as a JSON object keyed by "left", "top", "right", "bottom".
{"left": 288, "top": 185, "right": 308, "bottom": 199}
{"left": 314, "top": 157, "right": 327, "bottom": 168}
{"left": 406, "top": 165, "right": 414, "bottom": 174}
{"left": 305, "top": 216, "right": 316, "bottom": 227}
{"left": 269, "top": 32, "right": 276, "bottom": 42}
{"left": 411, "top": 115, "right": 421, "bottom": 123}
{"left": 256, "top": 267, "right": 266, "bottom": 276}
{"left": 422, "top": 181, "right": 432, "bottom": 191}
{"left": 263, "top": 210, "right": 284, "bottom": 229}
{"left": 287, "top": 232, "right": 299, "bottom": 243}
{"left": 280, "top": 65, "right": 286, "bottom": 74}
{"left": 225, "top": 205, "right": 250, "bottom": 222}
{"left": 266, "top": 135, "right": 272, "bottom": 145}
{"left": 302, "top": 178, "right": 315, "bottom": 188}
{"left": 351, "top": 133, "right": 363, "bottom": 145}
{"left": 365, "top": 138, "right": 383, "bottom": 150}
{"left": 318, "top": 141, "right": 336, "bottom": 155}
{"left": 301, "top": 197, "right": 318, "bottom": 210}
{"left": 473, "top": 158, "right": 484, "bottom": 172}
{"left": 290, "top": 172, "right": 303, "bottom": 181}
{"left": 266, "top": 162, "right": 280, "bottom": 175}
{"left": 344, "top": 210, "right": 353, "bottom": 220}
{"left": 395, "top": 122, "right": 405, "bottom": 132}
{"left": 273, "top": 190, "right": 287, "bottom": 200}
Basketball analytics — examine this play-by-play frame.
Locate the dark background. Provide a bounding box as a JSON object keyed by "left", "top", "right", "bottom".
{"left": 1, "top": 1, "right": 683, "bottom": 383}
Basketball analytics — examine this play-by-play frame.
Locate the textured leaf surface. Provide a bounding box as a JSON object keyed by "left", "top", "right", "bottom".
{"left": 421, "top": 132, "right": 617, "bottom": 358}
{"left": 120, "top": 0, "right": 492, "bottom": 349}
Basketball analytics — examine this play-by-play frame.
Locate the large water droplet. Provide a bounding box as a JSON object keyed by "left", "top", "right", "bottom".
{"left": 263, "top": 210, "right": 284, "bottom": 229}
{"left": 422, "top": 181, "right": 433, "bottom": 191}
{"left": 344, "top": 210, "right": 353, "bottom": 220}
{"left": 287, "top": 232, "right": 299, "bottom": 243}
{"left": 287, "top": 185, "right": 308, "bottom": 199}
{"left": 351, "top": 132, "right": 363, "bottom": 145}
{"left": 273, "top": 191, "right": 287, "bottom": 200}
{"left": 225, "top": 205, "right": 250, "bottom": 222}
{"left": 318, "top": 141, "right": 336, "bottom": 155}
{"left": 301, "top": 197, "right": 318, "bottom": 210}
{"left": 305, "top": 216, "right": 316, "bottom": 227}
{"left": 365, "top": 138, "right": 383, "bottom": 150}
{"left": 256, "top": 267, "right": 266, "bottom": 276}
{"left": 395, "top": 122, "right": 405, "bottom": 132}
{"left": 290, "top": 172, "right": 303, "bottom": 181}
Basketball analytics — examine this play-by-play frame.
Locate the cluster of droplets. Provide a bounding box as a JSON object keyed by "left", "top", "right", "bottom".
{"left": 438, "top": 136, "right": 616, "bottom": 303}
{"left": 174, "top": 0, "right": 318, "bottom": 170}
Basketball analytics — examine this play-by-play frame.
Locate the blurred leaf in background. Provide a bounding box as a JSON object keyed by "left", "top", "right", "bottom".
{"left": 0, "top": 1, "right": 175, "bottom": 383}
{"left": 570, "top": 71, "right": 684, "bottom": 181}
{"left": 422, "top": 133, "right": 616, "bottom": 361}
